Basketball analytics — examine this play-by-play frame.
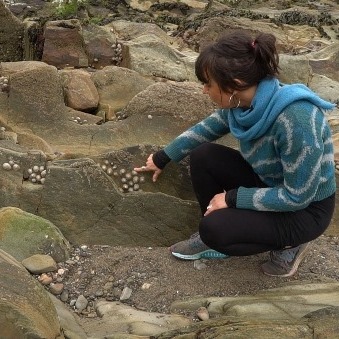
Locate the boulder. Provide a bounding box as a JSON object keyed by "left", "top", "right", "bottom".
{"left": 0, "top": 207, "right": 71, "bottom": 262}
{"left": 60, "top": 69, "right": 99, "bottom": 112}
{"left": 91, "top": 65, "right": 155, "bottom": 115}
{"left": 0, "top": 1, "right": 24, "bottom": 62}
{"left": 0, "top": 249, "right": 63, "bottom": 338}
{"left": 82, "top": 23, "right": 119, "bottom": 69}
{"left": 41, "top": 19, "right": 88, "bottom": 68}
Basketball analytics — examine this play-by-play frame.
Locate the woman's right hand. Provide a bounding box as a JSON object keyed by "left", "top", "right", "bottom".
{"left": 134, "top": 154, "right": 162, "bottom": 182}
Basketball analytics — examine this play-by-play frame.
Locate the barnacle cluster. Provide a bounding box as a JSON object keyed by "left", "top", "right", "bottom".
{"left": 98, "top": 159, "right": 145, "bottom": 193}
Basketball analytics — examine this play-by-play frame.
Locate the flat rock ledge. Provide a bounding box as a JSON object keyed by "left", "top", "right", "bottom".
{"left": 54, "top": 282, "right": 339, "bottom": 338}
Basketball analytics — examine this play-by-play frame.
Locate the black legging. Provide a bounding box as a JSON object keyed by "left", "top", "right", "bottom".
{"left": 190, "top": 143, "right": 335, "bottom": 256}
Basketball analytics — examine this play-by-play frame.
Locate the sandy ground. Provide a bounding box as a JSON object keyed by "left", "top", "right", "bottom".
{"left": 61, "top": 234, "right": 339, "bottom": 320}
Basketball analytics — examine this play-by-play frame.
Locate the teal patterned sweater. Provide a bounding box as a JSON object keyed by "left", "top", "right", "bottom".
{"left": 163, "top": 77, "right": 336, "bottom": 212}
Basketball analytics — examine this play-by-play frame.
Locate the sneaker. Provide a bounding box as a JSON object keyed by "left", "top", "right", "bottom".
{"left": 261, "top": 243, "right": 310, "bottom": 277}
{"left": 170, "top": 232, "right": 228, "bottom": 260}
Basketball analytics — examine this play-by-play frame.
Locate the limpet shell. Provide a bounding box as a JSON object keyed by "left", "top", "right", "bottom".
{"left": 12, "top": 163, "right": 20, "bottom": 171}
{"left": 2, "top": 162, "right": 11, "bottom": 170}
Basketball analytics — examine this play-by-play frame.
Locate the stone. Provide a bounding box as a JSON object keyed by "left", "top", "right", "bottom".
{"left": 0, "top": 249, "right": 63, "bottom": 338}
{"left": 60, "top": 69, "right": 99, "bottom": 112}
{"left": 0, "top": 1, "right": 24, "bottom": 62}
{"left": 41, "top": 19, "right": 88, "bottom": 68}
{"left": 0, "top": 207, "right": 71, "bottom": 262}
{"left": 22, "top": 254, "right": 58, "bottom": 274}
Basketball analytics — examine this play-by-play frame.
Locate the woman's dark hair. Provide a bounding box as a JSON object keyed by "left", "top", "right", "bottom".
{"left": 195, "top": 30, "right": 280, "bottom": 92}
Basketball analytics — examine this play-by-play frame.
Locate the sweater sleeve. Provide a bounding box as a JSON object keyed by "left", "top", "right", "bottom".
{"left": 236, "top": 106, "right": 335, "bottom": 211}
{"left": 163, "top": 109, "right": 230, "bottom": 162}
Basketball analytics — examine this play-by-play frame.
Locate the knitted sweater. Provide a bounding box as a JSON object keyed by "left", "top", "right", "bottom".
{"left": 163, "top": 77, "right": 336, "bottom": 212}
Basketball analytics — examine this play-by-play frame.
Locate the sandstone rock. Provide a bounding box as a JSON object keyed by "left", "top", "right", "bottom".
{"left": 22, "top": 253, "right": 58, "bottom": 274}
{"left": 120, "top": 34, "right": 197, "bottom": 81}
{"left": 42, "top": 19, "right": 88, "bottom": 68}
{"left": 91, "top": 65, "right": 155, "bottom": 114}
{"left": 0, "top": 1, "right": 24, "bottom": 62}
{"left": 49, "top": 294, "right": 87, "bottom": 339}
{"left": 82, "top": 23, "right": 119, "bottom": 69}
{"left": 87, "top": 300, "right": 191, "bottom": 337}
{"left": 160, "top": 283, "right": 339, "bottom": 338}
{"left": 0, "top": 249, "right": 63, "bottom": 338}
{"left": 60, "top": 69, "right": 99, "bottom": 112}
{"left": 0, "top": 207, "right": 71, "bottom": 262}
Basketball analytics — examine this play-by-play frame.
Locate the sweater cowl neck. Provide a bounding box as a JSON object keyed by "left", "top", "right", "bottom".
{"left": 228, "top": 77, "right": 335, "bottom": 141}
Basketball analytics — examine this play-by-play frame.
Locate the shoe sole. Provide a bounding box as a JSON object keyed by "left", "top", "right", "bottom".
{"left": 171, "top": 249, "right": 228, "bottom": 260}
{"left": 263, "top": 243, "right": 310, "bottom": 278}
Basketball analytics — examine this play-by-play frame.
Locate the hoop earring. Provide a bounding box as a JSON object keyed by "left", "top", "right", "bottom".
{"left": 229, "top": 93, "right": 241, "bottom": 108}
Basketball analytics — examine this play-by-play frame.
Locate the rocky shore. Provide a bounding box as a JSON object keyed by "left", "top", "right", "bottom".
{"left": 1, "top": 0, "right": 339, "bottom": 338}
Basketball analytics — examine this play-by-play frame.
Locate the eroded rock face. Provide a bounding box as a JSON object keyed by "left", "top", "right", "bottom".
{"left": 0, "top": 1, "right": 24, "bottom": 62}
{"left": 0, "top": 207, "right": 71, "bottom": 262}
{"left": 41, "top": 19, "right": 88, "bottom": 68}
{"left": 0, "top": 249, "right": 64, "bottom": 338}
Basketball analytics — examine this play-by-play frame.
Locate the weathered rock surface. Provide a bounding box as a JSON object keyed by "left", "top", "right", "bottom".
{"left": 0, "top": 249, "right": 64, "bottom": 338}
{"left": 0, "top": 207, "right": 71, "bottom": 262}
{"left": 0, "top": 0, "right": 24, "bottom": 62}
{"left": 154, "top": 283, "right": 339, "bottom": 339}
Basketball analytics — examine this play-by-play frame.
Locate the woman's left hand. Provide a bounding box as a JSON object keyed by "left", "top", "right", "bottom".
{"left": 204, "top": 192, "right": 228, "bottom": 216}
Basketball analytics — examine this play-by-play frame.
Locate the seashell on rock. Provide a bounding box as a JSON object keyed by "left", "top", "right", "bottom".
{"left": 40, "top": 166, "right": 45, "bottom": 172}
{"left": 28, "top": 168, "right": 33, "bottom": 174}
{"left": 132, "top": 176, "right": 139, "bottom": 183}
{"left": 101, "top": 164, "right": 107, "bottom": 171}
{"left": 107, "top": 168, "right": 113, "bottom": 175}
{"left": 119, "top": 168, "right": 126, "bottom": 175}
{"left": 133, "top": 184, "right": 140, "bottom": 191}
{"left": 40, "top": 170, "right": 46, "bottom": 177}
{"left": 40, "top": 178, "right": 46, "bottom": 184}
{"left": 33, "top": 165, "right": 40, "bottom": 173}
{"left": 104, "top": 159, "right": 109, "bottom": 165}
{"left": 196, "top": 307, "right": 209, "bottom": 321}
{"left": 2, "top": 162, "right": 11, "bottom": 170}
{"left": 125, "top": 173, "right": 132, "bottom": 180}
{"left": 12, "top": 164, "right": 20, "bottom": 171}
{"left": 8, "top": 160, "right": 14, "bottom": 166}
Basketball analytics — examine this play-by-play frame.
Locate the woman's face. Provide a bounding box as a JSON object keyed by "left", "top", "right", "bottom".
{"left": 202, "top": 78, "right": 233, "bottom": 108}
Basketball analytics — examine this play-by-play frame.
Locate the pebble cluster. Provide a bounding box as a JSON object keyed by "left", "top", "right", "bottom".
{"left": 0, "top": 76, "right": 9, "bottom": 92}
{"left": 71, "top": 116, "right": 88, "bottom": 125}
{"left": 27, "top": 165, "right": 47, "bottom": 184}
{"left": 2, "top": 159, "right": 20, "bottom": 171}
{"left": 111, "top": 42, "right": 123, "bottom": 65}
{"left": 99, "top": 159, "right": 145, "bottom": 193}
